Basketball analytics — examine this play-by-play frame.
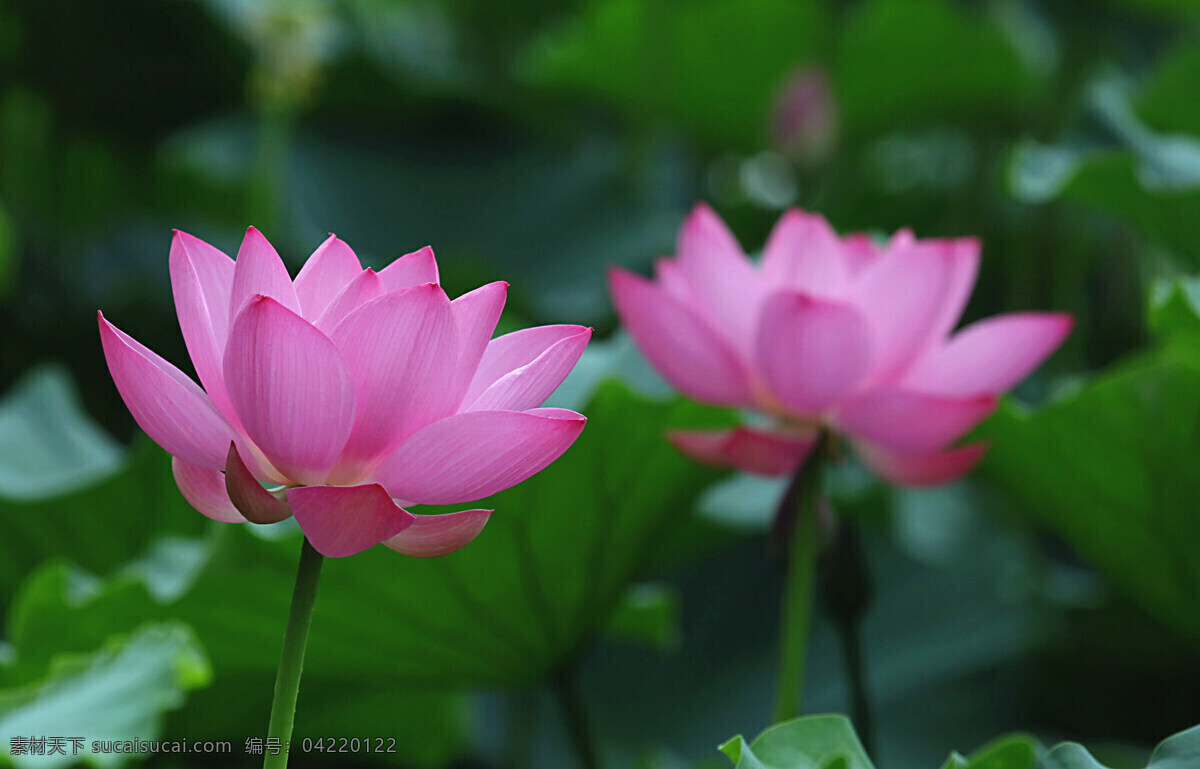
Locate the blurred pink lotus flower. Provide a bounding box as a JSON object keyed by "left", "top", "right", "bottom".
{"left": 610, "top": 205, "right": 1071, "bottom": 486}
{"left": 100, "top": 228, "right": 589, "bottom": 557}
{"left": 770, "top": 66, "right": 838, "bottom": 166}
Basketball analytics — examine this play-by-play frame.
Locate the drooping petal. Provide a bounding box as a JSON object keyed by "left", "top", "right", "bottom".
{"left": 293, "top": 234, "right": 364, "bottom": 321}
{"left": 668, "top": 427, "right": 818, "bottom": 476}
{"left": 287, "top": 484, "right": 415, "bottom": 558}
{"left": 609, "top": 267, "right": 754, "bottom": 406}
{"left": 903, "top": 312, "right": 1074, "bottom": 396}
{"left": 383, "top": 508, "right": 492, "bottom": 558}
{"left": 851, "top": 237, "right": 955, "bottom": 382}
{"left": 833, "top": 388, "right": 996, "bottom": 452}
{"left": 760, "top": 208, "right": 849, "bottom": 297}
{"left": 228, "top": 227, "right": 300, "bottom": 325}
{"left": 172, "top": 457, "right": 245, "bottom": 523}
{"left": 98, "top": 313, "right": 232, "bottom": 469}
{"left": 449, "top": 281, "right": 508, "bottom": 404}
{"left": 854, "top": 441, "right": 988, "bottom": 486}
{"left": 223, "top": 296, "right": 356, "bottom": 485}
{"left": 312, "top": 269, "right": 385, "bottom": 334}
{"left": 169, "top": 231, "right": 239, "bottom": 425}
{"left": 379, "top": 245, "right": 439, "bottom": 291}
{"left": 373, "top": 408, "right": 586, "bottom": 505}
{"left": 757, "top": 291, "right": 872, "bottom": 414}
{"left": 330, "top": 284, "right": 459, "bottom": 470}
{"left": 225, "top": 443, "right": 292, "bottom": 524}
{"left": 464, "top": 325, "right": 592, "bottom": 411}
{"left": 675, "top": 203, "right": 762, "bottom": 349}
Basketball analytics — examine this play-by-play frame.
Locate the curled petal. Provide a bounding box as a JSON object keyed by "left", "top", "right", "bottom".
{"left": 379, "top": 245, "right": 439, "bottom": 291}
{"left": 854, "top": 441, "right": 989, "bottom": 486}
{"left": 383, "top": 508, "right": 492, "bottom": 558}
{"left": 761, "top": 209, "right": 848, "bottom": 297}
{"left": 834, "top": 388, "right": 996, "bottom": 453}
{"left": 757, "top": 292, "right": 872, "bottom": 414}
{"left": 223, "top": 296, "right": 356, "bottom": 485}
{"left": 228, "top": 227, "right": 301, "bottom": 324}
{"left": 466, "top": 326, "right": 592, "bottom": 411}
{"left": 98, "top": 313, "right": 231, "bottom": 469}
{"left": 668, "top": 427, "right": 818, "bottom": 477}
{"left": 225, "top": 443, "right": 292, "bottom": 524}
{"left": 288, "top": 484, "right": 415, "bottom": 558}
{"left": 609, "top": 267, "right": 754, "bottom": 406}
{"left": 172, "top": 457, "right": 245, "bottom": 523}
{"left": 374, "top": 408, "right": 586, "bottom": 505}
{"left": 294, "top": 234, "right": 364, "bottom": 321}
{"left": 904, "top": 313, "right": 1074, "bottom": 396}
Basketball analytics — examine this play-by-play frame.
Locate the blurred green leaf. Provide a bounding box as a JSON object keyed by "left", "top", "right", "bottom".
{"left": 0, "top": 365, "right": 124, "bottom": 502}
{"left": 521, "top": 0, "right": 827, "bottom": 149}
{"left": 718, "top": 715, "right": 874, "bottom": 769}
{"left": 0, "top": 623, "right": 210, "bottom": 769}
{"left": 0, "top": 435, "right": 201, "bottom": 618}
{"left": 1139, "top": 43, "right": 1200, "bottom": 137}
{"left": 977, "top": 340, "right": 1200, "bottom": 639}
{"left": 834, "top": 0, "right": 1036, "bottom": 135}
{"left": 964, "top": 735, "right": 1038, "bottom": 769}
{"left": 602, "top": 582, "right": 679, "bottom": 651}
{"left": 1042, "top": 724, "right": 1200, "bottom": 769}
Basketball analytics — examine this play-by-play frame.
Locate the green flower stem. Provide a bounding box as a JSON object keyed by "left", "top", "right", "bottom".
{"left": 264, "top": 537, "right": 324, "bottom": 769}
{"left": 837, "top": 616, "right": 873, "bottom": 756}
{"left": 772, "top": 436, "right": 826, "bottom": 723}
{"left": 819, "top": 520, "right": 875, "bottom": 756}
{"left": 554, "top": 664, "right": 601, "bottom": 769}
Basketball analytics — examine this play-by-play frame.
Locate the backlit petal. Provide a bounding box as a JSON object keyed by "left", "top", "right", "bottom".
{"left": 294, "top": 234, "right": 364, "bottom": 321}
{"left": 228, "top": 227, "right": 300, "bottom": 325}
{"left": 373, "top": 408, "right": 585, "bottom": 505}
{"left": 223, "top": 297, "right": 356, "bottom": 484}
{"left": 465, "top": 326, "right": 592, "bottom": 411}
{"left": 99, "top": 313, "right": 231, "bottom": 469}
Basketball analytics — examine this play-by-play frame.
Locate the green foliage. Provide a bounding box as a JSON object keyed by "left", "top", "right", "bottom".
{"left": 833, "top": 0, "right": 1036, "bottom": 135}
{"left": 721, "top": 717, "right": 1200, "bottom": 769}
{"left": 1139, "top": 44, "right": 1200, "bottom": 137}
{"left": 520, "top": 0, "right": 828, "bottom": 148}
{"left": 978, "top": 281, "right": 1200, "bottom": 640}
{"left": 0, "top": 623, "right": 210, "bottom": 768}
{"left": 719, "top": 716, "right": 873, "bottom": 769}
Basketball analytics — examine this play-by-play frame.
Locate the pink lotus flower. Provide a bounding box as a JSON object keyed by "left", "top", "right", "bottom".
{"left": 100, "top": 228, "right": 590, "bottom": 557}
{"left": 609, "top": 205, "right": 1071, "bottom": 486}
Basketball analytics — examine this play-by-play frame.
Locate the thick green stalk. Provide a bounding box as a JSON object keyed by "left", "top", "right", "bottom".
{"left": 772, "top": 438, "right": 825, "bottom": 723}
{"left": 554, "top": 664, "right": 601, "bottom": 769}
{"left": 264, "top": 537, "right": 324, "bottom": 769}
